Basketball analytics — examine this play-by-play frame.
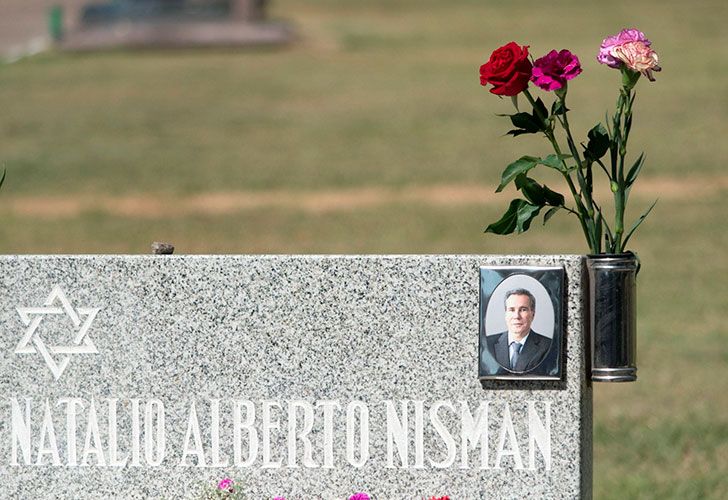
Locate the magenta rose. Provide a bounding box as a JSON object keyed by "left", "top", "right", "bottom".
{"left": 531, "top": 49, "right": 582, "bottom": 91}
{"left": 597, "top": 28, "right": 651, "bottom": 68}
{"left": 479, "top": 42, "right": 533, "bottom": 96}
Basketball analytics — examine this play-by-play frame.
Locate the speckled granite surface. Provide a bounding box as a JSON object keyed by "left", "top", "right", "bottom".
{"left": 0, "top": 255, "right": 591, "bottom": 499}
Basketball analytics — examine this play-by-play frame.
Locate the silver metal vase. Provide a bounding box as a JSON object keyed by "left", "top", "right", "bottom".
{"left": 586, "top": 253, "right": 639, "bottom": 382}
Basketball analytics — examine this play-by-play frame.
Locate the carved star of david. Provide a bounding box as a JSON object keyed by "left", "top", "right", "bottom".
{"left": 15, "top": 285, "right": 100, "bottom": 380}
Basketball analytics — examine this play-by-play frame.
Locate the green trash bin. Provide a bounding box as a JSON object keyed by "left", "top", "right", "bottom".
{"left": 48, "top": 5, "right": 64, "bottom": 42}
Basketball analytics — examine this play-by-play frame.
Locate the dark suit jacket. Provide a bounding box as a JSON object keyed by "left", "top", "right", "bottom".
{"left": 486, "top": 330, "right": 552, "bottom": 373}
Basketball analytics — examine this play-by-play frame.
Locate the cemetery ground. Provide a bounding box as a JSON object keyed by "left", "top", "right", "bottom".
{"left": 1, "top": 0, "right": 727, "bottom": 498}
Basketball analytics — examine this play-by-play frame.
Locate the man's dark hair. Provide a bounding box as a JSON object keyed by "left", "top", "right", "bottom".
{"left": 504, "top": 288, "right": 536, "bottom": 311}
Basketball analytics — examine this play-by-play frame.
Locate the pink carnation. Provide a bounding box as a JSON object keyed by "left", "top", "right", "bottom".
{"left": 349, "top": 494, "right": 370, "bottom": 500}
{"left": 597, "top": 28, "right": 661, "bottom": 81}
{"left": 611, "top": 41, "right": 661, "bottom": 81}
{"left": 597, "top": 28, "right": 651, "bottom": 68}
{"left": 531, "top": 49, "right": 582, "bottom": 91}
{"left": 217, "top": 477, "right": 233, "bottom": 491}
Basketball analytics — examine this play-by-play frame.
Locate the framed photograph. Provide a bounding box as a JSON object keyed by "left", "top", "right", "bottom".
{"left": 478, "top": 266, "right": 564, "bottom": 381}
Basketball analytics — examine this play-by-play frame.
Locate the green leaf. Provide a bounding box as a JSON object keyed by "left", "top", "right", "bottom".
{"left": 515, "top": 174, "right": 565, "bottom": 207}
{"left": 485, "top": 199, "right": 541, "bottom": 235}
{"left": 584, "top": 123, "right": 610, "bottom": 161}
{"left": 622, "top": 199, "right": 658, "bottom": 249}
{"left": 596, "top": 205, "right": 615, "bottom": 251}
{"left": 514, "top": 175, "right": 544, "bottom": 204}
{"left": 0, "top": 168, "right": 5, "bottom": 190}
{"left": 540, "top": 154, "right": 571, "bottom": 173}
{"left": 515, "top": 201, "right": 542, "bottom": 233}
{"left": 594, "top": 212, "right": 603, "bottom": 254}
{"left": 484, "top": 199, "right": 520, "bottom": 234}
{"left": 534, "top": 97, "right": 548, "bottom": 122}
{"left": 506, "top": 129, "right": 537, "bottom": 137}
{"left": 586, "top": 160, "right": 594, "bottom": 189}
{"left": 511, "top": 95, "right": 519, "bottom": 111}
{"left": 543, "top": 206, "right": 560, "bottom": 225}
{"left": 496, "top": 156, "right": 540, "bottom": 192}
{"left": 625, "top": 153, "right": 645, "bottom": 187}
{"left": 551, "top": 100, "right": 569, "bottom": 116}
{"left": 604, "top": 112, "right": 612, "bottom": 136}
{"left": 509, "top": 112, "right": 541, "bottom": 133}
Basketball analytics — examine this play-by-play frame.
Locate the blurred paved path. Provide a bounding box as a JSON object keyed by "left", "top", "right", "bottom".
{"left": 1, "top": 175, "right": 725, "bottom": 218}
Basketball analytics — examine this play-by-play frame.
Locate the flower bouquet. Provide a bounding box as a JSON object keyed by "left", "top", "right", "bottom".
{"left": 479, "top": 29, "right": 661, "bottom": 381}
{"left": 479, "top": 29, "right": 660, "bottom": 254}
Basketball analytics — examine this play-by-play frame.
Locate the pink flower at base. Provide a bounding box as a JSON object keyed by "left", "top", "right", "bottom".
{"left": 272, "top": 497, "right": 287, "bottom": 500}
{"left": 597, "top": 28, "right": 651, "bottom": 68}
{"left": 531, "top": 49, "right": 582, "bottom": 91}
{"left": 349, "top": 493, "right": 370, "bottom": 500}
{"left": 217, "top": 477, "right": 234, "bottom": 491}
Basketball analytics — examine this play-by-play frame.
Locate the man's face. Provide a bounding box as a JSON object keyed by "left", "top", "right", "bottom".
{"left": 505, "top": 294, "right": 535, "bottom": 338}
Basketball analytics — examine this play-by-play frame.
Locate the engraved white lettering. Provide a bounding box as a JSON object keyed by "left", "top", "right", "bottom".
{"left": 179, "top": 402, "right": 206, "bottom": 467}
{"left": 210, "top": 399, "right": 228, "bottom": 467}
{"left": 494, "top": 403, "right": 524, "bottom": 470}
{"left": 107, "top": 398, "right": 127, "bottom": 467}
{"left": 261, "top": 400, "right": 282, "bottom": 469}
{"left": 385, "top": 400, "right": 408, "bottom": 468}
{"left": 81, "top": 398, "right": 105, "bottom": 466}
{"left": 345, "top": 401, "right": 369, "bottom": 467}
{"left": 287, "top": 401, "right": 316, "bottom": 468}
{"left": 10, "top": 398, "right": 32, "bottom": 466}
{"left": 145, "top": 399, "right": 165, "bottom": 466}
{"left": 58, "top": 398, "right": 84, "bottom": 466}
{"left": 4, "top": 398, "right": 550, "bottom": 471}
{"left": 317, "top": 400, "right": 340, "bottom": 469}
{"left": 413, "top": 400, "right": 425, "bottom": 469}
{"left": 528, "top": 401, "right": 551, "bottom": 470}
{"left": 429, "top": 400, "right": 456, "bottom": 469}
{"left": 459, "top": 400, "right": 490, "bottom": 470}
{"left": 37, "top": 400, "right": 61, "bottom": 466}
{"left": 233, "top": 400, "right": 258, "bottom": 467}
{"left": 130, "top": 399, "right": 142, "bottom": 466}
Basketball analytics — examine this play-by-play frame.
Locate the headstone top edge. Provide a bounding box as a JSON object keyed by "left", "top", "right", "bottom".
{"left": 0, "top": 253, "right": 586, "bottom": 261}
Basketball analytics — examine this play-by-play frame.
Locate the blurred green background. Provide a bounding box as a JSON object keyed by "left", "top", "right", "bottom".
{"left": 1, "top": 0, "right": 727, "bottom": 498}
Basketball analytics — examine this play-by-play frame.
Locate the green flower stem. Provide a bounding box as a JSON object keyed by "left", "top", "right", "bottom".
{"left": 556, "top": 95, "right": 597, "bottom": 211}
{"left": 611, "top": 86, "right": 634, "bottom": 252}
{"left": 556, "top": 95, "right": 582, "bottom": 165}
{"left": 523, "top": 89, "right": 598, "bottom": 253}
{"left": 557, "top": 94, "right": 611, "bottom": 252}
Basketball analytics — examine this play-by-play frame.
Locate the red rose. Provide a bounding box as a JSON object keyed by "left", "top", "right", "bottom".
{"left": 479, "top": 42, "right": 533, "bottom": 96}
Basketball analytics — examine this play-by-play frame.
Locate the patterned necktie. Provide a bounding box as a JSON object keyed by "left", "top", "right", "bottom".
{"left": 510, "top": 341, "right": 523, "bottom": 369}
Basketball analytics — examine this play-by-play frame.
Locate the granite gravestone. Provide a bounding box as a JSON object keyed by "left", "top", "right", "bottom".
{"left": 62, "top": 0, "right": 291, "bottom": 51}
{"left": 0, "top": 255, "right": 591, "bottom": 498}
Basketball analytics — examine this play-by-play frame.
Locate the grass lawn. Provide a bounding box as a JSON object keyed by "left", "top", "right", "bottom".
{"left": 1, "top": 0, "right": 727, "bottom": 497}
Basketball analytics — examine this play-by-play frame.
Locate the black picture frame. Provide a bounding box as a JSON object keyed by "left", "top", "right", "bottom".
{"left": 478, "top": 266, "right": 564, "bottom": 381}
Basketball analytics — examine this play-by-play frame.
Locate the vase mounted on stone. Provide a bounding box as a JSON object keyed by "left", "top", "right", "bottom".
{"left": 586, "top": 252, "right": 638, "bottom": 382}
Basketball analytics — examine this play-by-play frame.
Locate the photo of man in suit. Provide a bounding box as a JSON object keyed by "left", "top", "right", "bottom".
{"left": 486, "top": 288, "right": 552, "bottom": 373}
